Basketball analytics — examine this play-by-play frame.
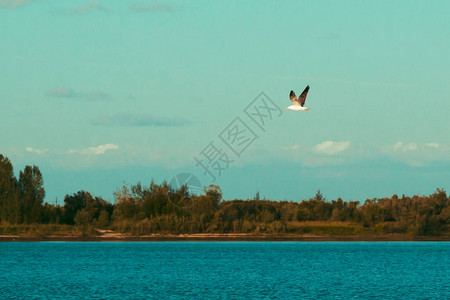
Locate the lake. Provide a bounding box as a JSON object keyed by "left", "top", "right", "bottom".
{"left": 0, "top": 242, "right": 449, "bottom": 299}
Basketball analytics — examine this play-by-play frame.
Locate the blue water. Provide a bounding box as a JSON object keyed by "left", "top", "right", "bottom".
{"left": 0, "top": 242, "right": 449, "bottom": 299}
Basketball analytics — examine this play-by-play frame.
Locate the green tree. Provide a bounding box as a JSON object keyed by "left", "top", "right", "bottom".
{"left": 64, "top": 191, "right": 89, "bottom": 224}
{"left": 113, "top": 186, "right": 141, "bottom": 221}
{"left": 314, "top": 189, "right": 325, "bottom": 201}
{"left": 0, "top": 154, "right": 18, "bottom": 224}
{"left": 19, "top": 165, "right": 45, "bottom": 224}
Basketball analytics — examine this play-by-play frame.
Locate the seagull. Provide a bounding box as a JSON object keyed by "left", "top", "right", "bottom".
{"left": 287, "top": 85, "right": 310, "bottom": 111}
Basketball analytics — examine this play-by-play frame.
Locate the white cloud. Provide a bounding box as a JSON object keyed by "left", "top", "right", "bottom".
{"left": 425, "top": 142, "right": 439, "bottom": 148}
{"left": 281, "top": 145, "right": 299, "bottom": 151}
{"left": 72, "top": 1, "right": 107, "bottom": 14}
{"left": 382, "top": 142, "right": 450, "bottom": 167}
{"left": 25, "top": 147, "right": 48, "bottom": 155}
{"left": 12, "top": 143, "right": 196, "bottom": 170}
{"left": 314, "top": 141, "right": 351, "bottom": 155}
{"left": 0, "top": 0, "right": 34, "bottom": 9}
{"left": 92, "top": 113, "right": 189, "bottom": 127}
{"left": 277, "top": 142, "right": 355, "bottom": 167}
{"left": 46, "top": 86, "right": 78, "bottom": 98}
{"left": 46, "top": 86, "right": 109, "bottom": 100}
{"left": 130, "top": 2, "right": 179, "bottom": 12}
{"left": 68, "top": 143, "right": 119, "bottom": 156}
{"left": 393, "top": 142, "right": 417, "bottom": 152}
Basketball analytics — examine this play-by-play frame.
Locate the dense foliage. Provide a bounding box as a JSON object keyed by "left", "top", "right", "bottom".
{"left": 0, "top": 154, "right": 449, "bottom": 236}
{"left": 0, "top": 155, "right": 45, "bottom": 224}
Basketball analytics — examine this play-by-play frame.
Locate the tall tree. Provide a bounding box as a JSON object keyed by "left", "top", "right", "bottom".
{"left": 63, "top": 191, "right": 90, "bottom": 224}
{"left": 0, "top": 154, "right": 17, "bottom": 223}
{"left": 19, "top": 165, "right": 45, "bottom": 223}
{"left": 314, "top": 189, "right": 325, "bottom": 201}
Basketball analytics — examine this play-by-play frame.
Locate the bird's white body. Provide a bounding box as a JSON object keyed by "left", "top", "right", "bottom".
{"left": 286, "top": 105, "right": 309, "bottom": 111}
{"left": 288, "top": 85, "right": 310, "bottom": 111}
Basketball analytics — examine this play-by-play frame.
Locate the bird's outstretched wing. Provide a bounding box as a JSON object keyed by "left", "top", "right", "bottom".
{"left": 289, "top": 90, "right": 301, "bottom": 106}
{"left": 298, "top": 85, "right": 310, "bottom": 107}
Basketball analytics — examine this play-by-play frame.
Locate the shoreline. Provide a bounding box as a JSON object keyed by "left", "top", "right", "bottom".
{"left": 1, "top": 233, "right": 449, "bottom": 242}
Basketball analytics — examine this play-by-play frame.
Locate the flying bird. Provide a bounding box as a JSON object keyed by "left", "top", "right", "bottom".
{"left": 287, "top": 85, "right": 310, "bottom": 111}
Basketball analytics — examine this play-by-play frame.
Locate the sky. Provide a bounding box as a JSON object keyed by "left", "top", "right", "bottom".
{"left": 1, "top": 0, "right": 449, "bottom": 203}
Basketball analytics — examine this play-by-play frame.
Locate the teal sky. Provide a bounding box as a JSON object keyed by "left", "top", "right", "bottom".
{"left": 1, "top": 0, "right": 449, "bottom": 203}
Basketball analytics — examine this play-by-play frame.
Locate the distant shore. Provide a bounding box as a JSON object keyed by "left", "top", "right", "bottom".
{"left": 1, "top": 233, "right": 449, "bottom": 242}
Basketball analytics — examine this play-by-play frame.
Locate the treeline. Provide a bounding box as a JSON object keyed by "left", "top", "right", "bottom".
{"left": 0, "top": 154, "right": 45, "bottom": 224}
{"left": 0, "top": 154, "right": 449, "bottom": 236}
{"left": 107, "top": 184, "right": 449, "bottom": 236}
